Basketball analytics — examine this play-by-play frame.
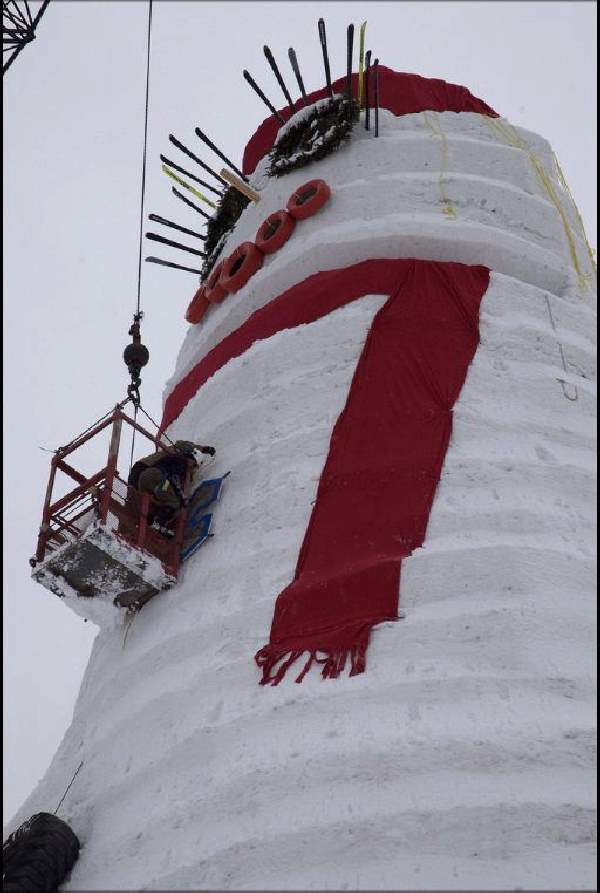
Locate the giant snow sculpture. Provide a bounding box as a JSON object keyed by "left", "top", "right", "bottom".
{"left": 13, "top": 57, "right": 596, "bottom": 891}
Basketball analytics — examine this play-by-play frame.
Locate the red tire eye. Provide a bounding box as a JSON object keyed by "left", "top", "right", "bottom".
{"left": 255, "top": 210, "right": 296, "bottom": 255}
{"left": 218, "top": 241, "right": 264, "bottom": 295}
{"left": 296, "top": 187, "right": 317, "bottom": 205}
{"left": 286, "top": 179, "right": 331, "bottom": 220}
{"left": 205, "top": 260, "right": 228, "bottom": 303}
{"left": 185, "top": 285, "right": 210, "bottom": 324}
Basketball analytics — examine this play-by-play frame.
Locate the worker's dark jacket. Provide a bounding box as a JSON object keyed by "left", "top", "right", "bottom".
{"left": 128, "top": 450, "right": 195, "bottom": 502}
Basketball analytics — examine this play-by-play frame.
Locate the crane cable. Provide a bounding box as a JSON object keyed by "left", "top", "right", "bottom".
{"left": 129, "top": 0, "right": 153, "bottom": 473}
{"left": 39, "top": 4, "right": 164, "bottom": 470}
{"left": 135, "top": 0, "right": 153, "bottom": 318}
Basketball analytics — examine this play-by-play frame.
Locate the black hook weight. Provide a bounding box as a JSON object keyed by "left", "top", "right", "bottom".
{"left": 123, "top": 312, "right": 149, "bottom": 407}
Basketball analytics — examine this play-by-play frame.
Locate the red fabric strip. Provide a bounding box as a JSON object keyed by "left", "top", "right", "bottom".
{"left": 162, "top": 259, "right": 407, "bottom": 432}
{"left": 255, "top": 260, "right": 490, "bottom": 684}
{"left": 242, "top": 66, "right": 499, "bottom": 175}
{"left": 160, "top": 259, "right": 489, "bottom": 685}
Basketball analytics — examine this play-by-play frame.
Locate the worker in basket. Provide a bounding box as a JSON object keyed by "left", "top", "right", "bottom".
{"left": 128, "top": 440, "right": 216, "bottom": 535}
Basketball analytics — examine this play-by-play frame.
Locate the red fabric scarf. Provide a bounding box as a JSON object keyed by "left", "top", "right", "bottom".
{"left": 255, "top": 260, "right": 489, "bottom": 684}
{"left": 161, "top": 260, "right": 490, "bottom": 684}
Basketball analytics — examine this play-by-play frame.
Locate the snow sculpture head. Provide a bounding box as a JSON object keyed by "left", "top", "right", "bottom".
{"left": 162, "top": 64, "right": 594, "bottom": 685}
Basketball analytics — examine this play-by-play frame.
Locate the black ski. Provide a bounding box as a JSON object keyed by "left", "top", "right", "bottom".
{"left": 6, "top": 0, "right": 29, "bottom": 30}
{"left": 264, "top": 45, "right": 295, "bottom": 112}
{"left": 318, "top": 18, "right": 334, "bottom": 98}
{"left": 242, "top": 70, "right": 286, "bottom": 124}
{"left": 288, "top": 47, "right": 307, "bottom": 104}
{"left": 160, "top": 155, "right": 223, "bottom": 197}
{"left": 3, "top": 7, "right": 26, "bottom": 31}
{"left": 194, "top": 126, "right": 249, "bottom": 182}
{"left": 364, "top": 50, "right": 371, "bottom": 131}
{"left": 346, "top": 24, "right": 354, "bottom": 101}
{"left": 374, "top": 58, "right": 380, "bottom": 137}
{"left": 145, "top": 232, "right": 206, "bottom": 257}
{"left": 169, "top": 134, "right": 229, "bottom": 188}
{"left": 145, "top": 256, "right": 202, "bottom": 274}
{"left": 172, "top": 187, "right": 211, "bottom": 220}
{"left": 148, "top": 213, "right": 207, "bottom": 241}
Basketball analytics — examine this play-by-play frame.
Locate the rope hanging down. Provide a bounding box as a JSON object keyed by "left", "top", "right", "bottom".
{"left": 54, "top": 761, "right": 84, "bottom": 815}
{"left": 544, "top": 294, "right": 578, "bottom": 402}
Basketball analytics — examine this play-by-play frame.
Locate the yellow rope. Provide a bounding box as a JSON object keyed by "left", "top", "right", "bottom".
{"left": 423, "top": 111, "right": 456, "bottom": 219}
{"left": 552, "top": 151, "right": 597, "bottom": 273}
{"left": 484, "top": 117, "right": 591, "bottom": 291}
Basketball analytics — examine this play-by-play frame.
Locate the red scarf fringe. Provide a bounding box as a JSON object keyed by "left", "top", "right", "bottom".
{"left": 255, "top": 621, "right": 374, "bottom": 685}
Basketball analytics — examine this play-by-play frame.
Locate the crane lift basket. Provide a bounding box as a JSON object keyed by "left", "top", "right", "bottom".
{"left": 30, "top": 406, "right": 196, "bottom": 619}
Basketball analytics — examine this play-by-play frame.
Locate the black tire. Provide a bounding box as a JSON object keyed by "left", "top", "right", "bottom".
{"left": 3, "top": 813, "right": 80, "bottom": 892}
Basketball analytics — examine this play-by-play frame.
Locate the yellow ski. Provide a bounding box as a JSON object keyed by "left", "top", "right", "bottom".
{"left": 358, "top": 21, "right": 367, "bottom": 109}
{"left": 161, "top": 165, "right": 217, "bottom": 209}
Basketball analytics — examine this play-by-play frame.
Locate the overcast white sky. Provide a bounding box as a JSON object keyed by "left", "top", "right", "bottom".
{"left": 3, "top": 0, "right": 596, "bottom": 825}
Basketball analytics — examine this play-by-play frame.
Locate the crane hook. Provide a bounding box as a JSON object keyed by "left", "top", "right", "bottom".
{"left": 123, "top": 312, "right": 149, "bottom": 408}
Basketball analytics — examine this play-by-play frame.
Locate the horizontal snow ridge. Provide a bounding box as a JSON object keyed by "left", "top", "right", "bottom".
{"left": 18, "top": 270, "right": 594, "bottom": 891}
{"left": 167, "top": 111, "right": 595, "bottom": 400}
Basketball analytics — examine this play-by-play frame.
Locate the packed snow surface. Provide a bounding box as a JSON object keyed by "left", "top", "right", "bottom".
{"left": 167, "top": 109, "right": 595, "bottom": 397}
{"left": 10, "top": 107, "right": 596, "bottom": 890}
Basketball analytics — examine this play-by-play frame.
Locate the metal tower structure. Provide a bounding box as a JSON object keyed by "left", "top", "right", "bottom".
{"left": 3, "top": 0, "right": 50, "bottom": 75}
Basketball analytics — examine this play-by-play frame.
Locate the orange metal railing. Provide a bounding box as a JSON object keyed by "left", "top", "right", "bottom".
{"left": 34, "top": 408, "right": 186, "bottom": 579}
